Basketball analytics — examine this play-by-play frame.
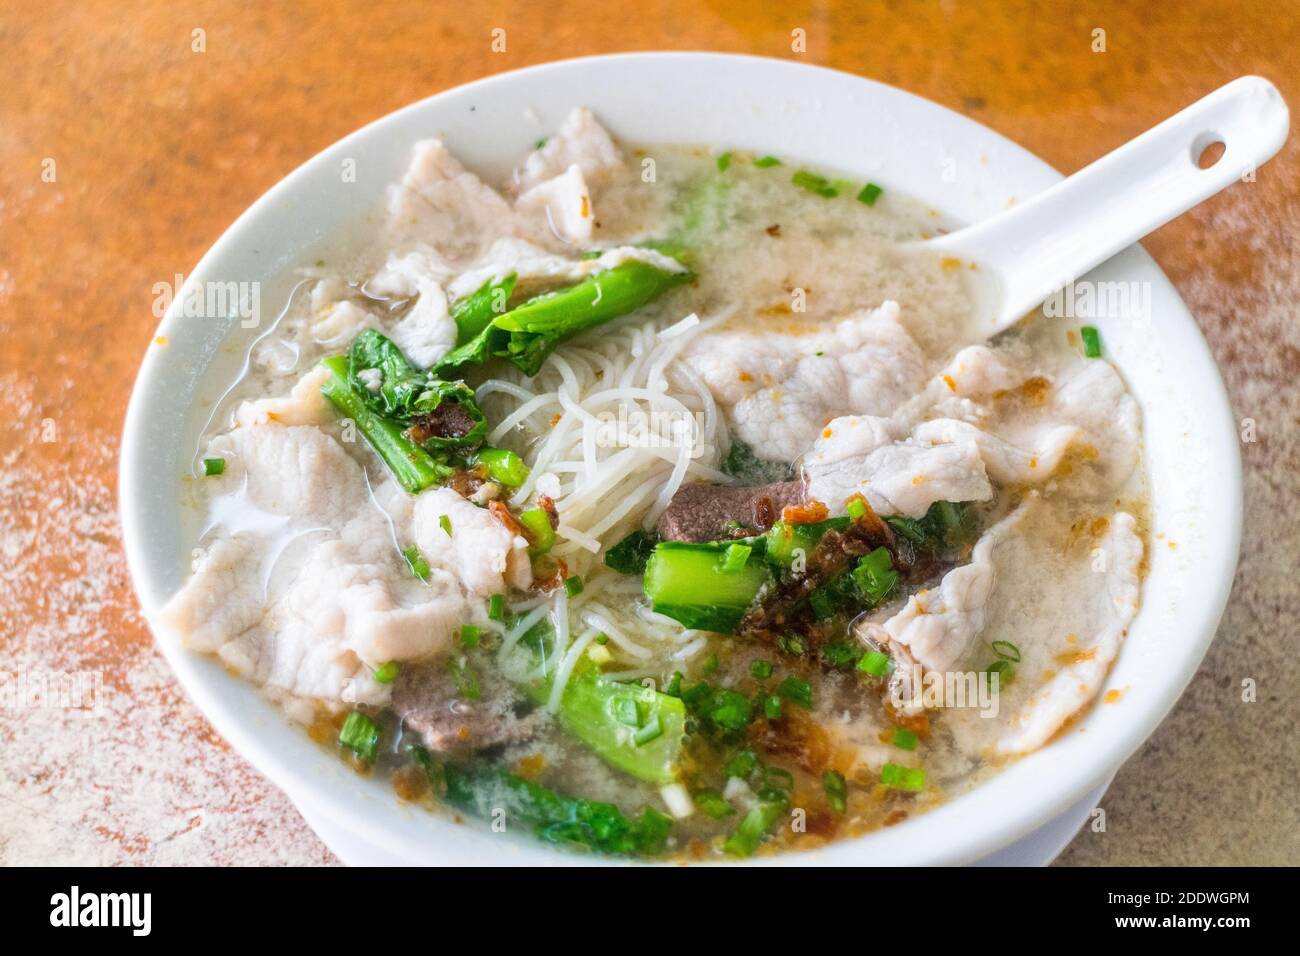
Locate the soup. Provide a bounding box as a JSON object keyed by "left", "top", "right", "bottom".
{"left": 161, "top": 108, "right": 1146, "bottom": 859}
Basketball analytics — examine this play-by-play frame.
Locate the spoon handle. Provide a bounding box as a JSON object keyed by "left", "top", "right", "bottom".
{"left": 931, "top": 75, "right": 1289, "bottom": 335}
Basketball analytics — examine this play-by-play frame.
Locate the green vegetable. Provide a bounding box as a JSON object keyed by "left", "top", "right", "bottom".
{"left": 792, "top": 170, "right": 839, "bottom": 198}
{"left": 776, "top": 632, "right": 807, "bottom": 657}
{"left": 487, "top": 593, "right": 505, "bottom": 621}
{"left": 990, "top": 640, "right": 1021, "bottom": 662}
{"left": 443, "top": 764, "right": 672, "bottom": 856}
{"left": 763, "top": 518, "right": 849, "bottom": 569}
{"left": 722, "top": 440, "right": 791, "bottom": 484}
{"left": 715, "top": 151, "right": 733, "bottom": 172}
{"left": 763, "top": 694, "right": 782, "bottom": 720}
{"left": 475, "top": 446, "right": 530, "bottom": 487}
{"left": 202, "top": 457, "right": 225, "bottom": 476}
{"left": 633, "top": 715, "right": 664, "bottom": 746}
{"left": 819, "top": 641, "right": 859, "bottom": 670}
{"left": 753, "top": 155, "right": 782, "bottom": 168}
{"left": 823, "top": 770, "right": 848, "bottom": 813}
{"left": 346, "top": 330, "right": 487, "bottom": 449}
{"left": 518, "top": 508, "right": 556, "bottom": 555}
{"left": 450, "top": 274, "right": 518, "bottom": 343}
{"left": 723, "top": 793, "right": 788, "bottom": 857}
{"left": 880, "top": 762, "right": 927, "bottom": 791}
{"left": 643, "top": 541, "right": 772, "bottom": 632}
{"left": 521, "top": 649, "right": 686, "bottom": 784}
{"left": 448, "top": 657, "right": 481, "bottom": 701}
{"left": 851, "top": 546, "right": 898, "bottom": 606}
{"left": 372, "top": 661, "right": 400, "bottom": 684}
{"left": 680, "top": 682, "right": 755, "bottom": 737}
{"left": 892, "top": 728, "right": 919, "bottom": 751}
{"left": 857, "top": 182, "right": 883, "bottom": 206}
{"left": 459, "top": 624, "right": 481, "bottom": 648}
{"left": 724, "top": 750, "right": 759, "bottom": 780}
{"left": 439, "top": 514, "right": 453, "bottom": 537}
{"left": 694, "top": 790, "right": 735, "bottom": 818}
{"left": 987, "top": 659, "right": 1015, "bottom": 686}
{"left": 858, "top": 650, "right": 891, "bottom": 677}
{"left": 402, "top": 545, "right": 431, "bottom": 581}
{"left": 777, "top": 676, "right": 813, "bottom": 710}
{"left": 720, "top": 542, "right": 753, "bottom": 574}
{"left": 885, "top": 500, "right": 973, "bottom": 553}
{"left": 1080, "top": 325, "right": 1102, "bottom": 358}
{"left": 845, "top": 497, "right": 867, "bottom": 520}
{"left": 320, "top": 356, "right": 454, "bottom": 493}
{"left": 750, "top": 659, "right": 773, "bottom": 680}
{"left": 563, "top": 575, "right": 584, "bottom": 597}
{"left": 339, "top": 711, "right": 380, "bottom": 762}
{"left": 435, "top": 260, "right": 693, "bottom": 378}
{"left": 604, "top": 529, "right": 660, "bottom": 575}
{"left": 701, "top": 654, "right": 719, "bottom": 676}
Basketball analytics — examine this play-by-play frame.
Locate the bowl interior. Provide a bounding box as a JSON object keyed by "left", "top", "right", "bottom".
{"left": 121, "top": 53, "right": 1241, "bottom": 865}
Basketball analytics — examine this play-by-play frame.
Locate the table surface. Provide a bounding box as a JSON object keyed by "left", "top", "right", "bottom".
{"left": 2, "top": 0, "right": 1296, "bottom": 866}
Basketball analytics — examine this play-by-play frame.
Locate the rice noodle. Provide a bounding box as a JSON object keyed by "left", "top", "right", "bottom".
{"left": 483, "top": 307, "right": 732, "bottom": 697}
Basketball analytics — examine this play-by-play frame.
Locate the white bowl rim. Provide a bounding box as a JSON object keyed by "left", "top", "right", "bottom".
{"left": 120, "top": 51, "right": 1243, "bottom": 866}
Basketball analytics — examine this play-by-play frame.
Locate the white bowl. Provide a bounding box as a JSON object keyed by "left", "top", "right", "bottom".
{"left": 121, "top": 52, "right": 1241, "bottom": 865}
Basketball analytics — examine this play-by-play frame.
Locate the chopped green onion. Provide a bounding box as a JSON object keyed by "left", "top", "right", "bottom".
{"left": 892, "top": 728, "right": 919, "bottom": 751}
{"left": 519, "top": 508, "right": 556, "bottom": 555}
{"left": 987, "top": 659, "right": 1015, "bottom": 686}
{"left": 615, "top": 696, "right": 640, "bottom": 727}
{"left": 402, "top": 545, "right": 431, "bottom": 582}
{"left": 880, "top": 762, "right": 927, "bottom": 791}
{"left": 633, "top": 715, "right": 664, "bottom": 746}
{"left": 564, "top": 575, "right": 584, "bottom": 597}
{"left": 720, "top": 542, "right": 753, "bottom": 574}
{"left": 664, "top": 671, "right": 683, "bottom": 697}
{"left": 448, "top": 657, "right": 481, "bottom": 701}
{"left": 845, "top": 497, "right": 867, "bottom": 520}
{"left": 724, "top": 749, "right": 759, "bottom": 780}
{"left": 723, "top": 794, "right": 788, "bottom": 857}
{"left": 595, "top": 632, "right": 610, "bottom": 646}
{"left": 822, "top": 770, "right": 848, "bottom": 813}
{"left": 604, "top": 529, "right": 660, "bottom": 575}
{"left": 202, "top": 457, "right": 226, "bottom": 476}
{"left": 372, "top": 661, "right": 400, "bottom": 684}
{"left": 819, "top": 641, "right": 858, "bottom": 670}
{"left": 439, "top": 514, "right": 453, "bottom": 537}
{"left": 459, "top": 624, "right": 481, "bottom": 648}
{"left": 763, "top": 694, "right": 782, "bottom": 720}
{"left": 716, "top": 151, "right": 732, "bottom": 172}
{"left": 694, "top": 790, "right": 735, "bottom": 818}
{"left": 990, "top": 640, "right": 1021, "bottom": 662}
{"left": 764, "top": 766, "right": 794, "bottom": 791}
{"left": 857, "top": 182, "right": 883, "bottom": 206}
{"left": 701, "top": 654, "right": 719, "bottom": 676}
{"left": 475, "top": 446, "right": 530, "bottom": 487}
{"left": 750, "top": 659, "right": 773, "bottom": 680}
{"left": 707, "top": 690, "right": 752, "bottom": 731}
{"left": 792, "top": 170, "right": 838, "bottom": 198}
{"left": 777, "top": 676, "right": 813, "bottom": 709}
{"left": 1081, "top": 325, "right": 1102, "bottom": 358}
{"left": 852, "top": 546, "right": 898, "bottom": 605}
{"left": 339, "top": 711, "right": 380, "bottom": 762}
{"left": 753, "top": 155, "right": 782, "bottom": 168}
{"left": 487, "top": 593, "right": 505, "bottom": 621}
{"left": 776, "top": 632, "right": 807, "bottom": 657}
{"left": 858, "top": 650, "right": 891, "bottom": 677}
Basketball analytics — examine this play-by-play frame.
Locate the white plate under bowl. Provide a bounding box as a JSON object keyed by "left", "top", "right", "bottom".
{"left": 121, "top": 53, "right": 1241, "bottom": 866}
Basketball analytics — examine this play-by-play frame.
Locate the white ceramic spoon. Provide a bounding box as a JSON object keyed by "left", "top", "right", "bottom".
{"left": 926, "top": 75, "right": 1289, "bottom": 337}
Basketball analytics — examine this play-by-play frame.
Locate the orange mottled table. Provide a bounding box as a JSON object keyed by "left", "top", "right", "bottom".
{"left": 1, "top": 0, "right": 1296, "bottom": 865}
